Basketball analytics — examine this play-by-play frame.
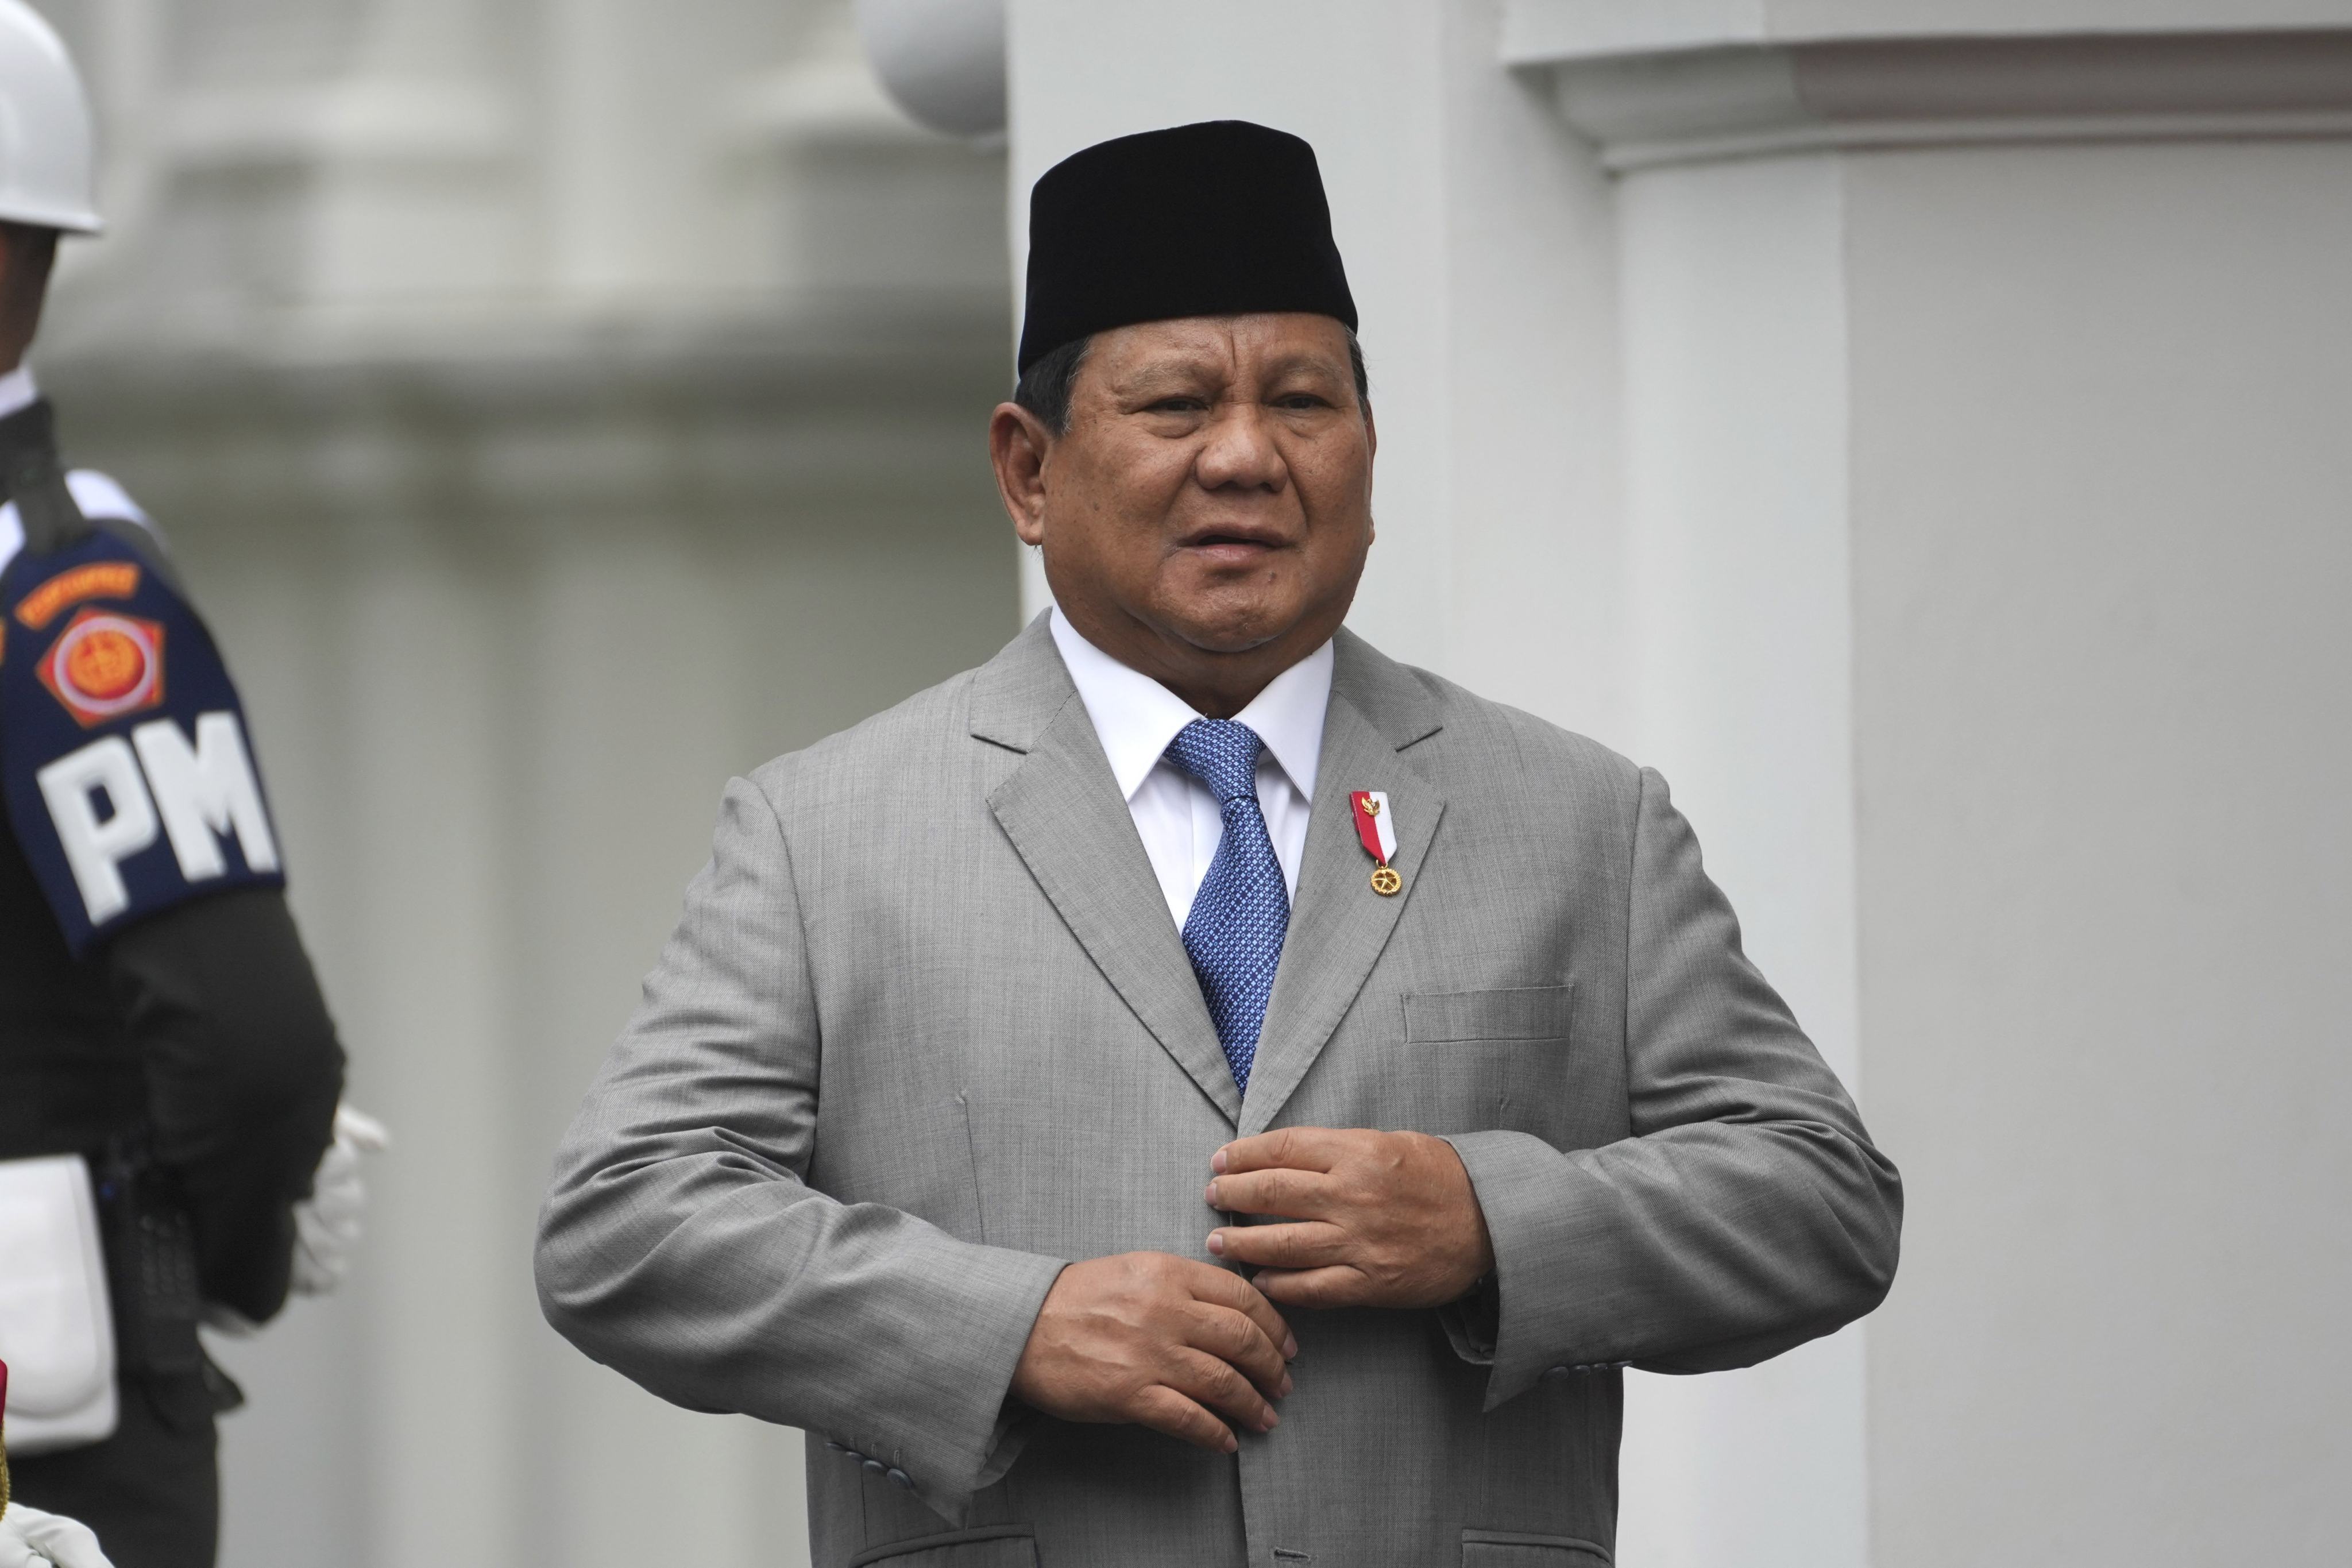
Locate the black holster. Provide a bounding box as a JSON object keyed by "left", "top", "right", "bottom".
{"left": 94, "top": 1138, "right": 204, "bottom": 1381}
{"left": 92, "top": 1139, "right": 242, "bottom": 1416}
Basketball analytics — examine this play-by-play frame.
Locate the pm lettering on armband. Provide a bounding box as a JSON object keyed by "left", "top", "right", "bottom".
{"left": 34, "top": 711, "right": 281, "bottom": 925}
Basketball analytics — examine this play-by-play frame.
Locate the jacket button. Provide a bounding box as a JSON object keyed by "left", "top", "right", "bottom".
{"left": 888, "top": 1468, "right": 913, "bottom": 1490}
{"left": 825, "top": 1442, "right": 845, "bottom": 1453}
{"left": 862, "top": 1458, "right": 886, "bottom": 1476}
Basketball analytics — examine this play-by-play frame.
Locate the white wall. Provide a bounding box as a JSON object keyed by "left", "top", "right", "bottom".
{"left": 1845, "top": 138, "right": 2352, "bottom": 1566}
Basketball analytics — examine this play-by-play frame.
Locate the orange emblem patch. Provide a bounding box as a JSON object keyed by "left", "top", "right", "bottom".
{"left": 37, "top": 608, "right": 167, "bottom": 727}
{"left": 14, "top": 561, "right": 142, "bottom": 630}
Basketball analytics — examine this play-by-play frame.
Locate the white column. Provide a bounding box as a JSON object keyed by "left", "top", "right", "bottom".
{"left": 343, "top": 557, "right": 528, "bottom": 1568}
{"left": 1613, "top": 149, "right": 1866, "bottom": 1568}
{"left": 514, "top": 540, "right": 812, "bottom": 1568}
{"left": 537, "top": 0, "right": 800, "bottom": 296}
{"left": 150, "top": 0, "right": 529, "bottom": 306}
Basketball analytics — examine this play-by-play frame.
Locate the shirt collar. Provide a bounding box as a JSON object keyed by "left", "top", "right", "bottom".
{"left": 1050, "top": 607, "right": 1334, "bottom": 802}
{"left": 0, "top": 366, "right": 38, "bottom": 422}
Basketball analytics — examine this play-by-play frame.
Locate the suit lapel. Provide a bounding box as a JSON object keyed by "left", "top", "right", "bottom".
{"left": 1239, "top": 634, "right": 1447, "bottom": 1136}
{"left": 979, "top": 621, "right": 1244, "bottom": 1124}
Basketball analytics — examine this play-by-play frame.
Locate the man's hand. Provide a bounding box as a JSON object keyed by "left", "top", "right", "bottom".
{"left": 1204, "top": 1127, "right": 1495, "bottom": 1309}
{"left": 1010, "top": 1252, "right": 1297, "bottom": 1453}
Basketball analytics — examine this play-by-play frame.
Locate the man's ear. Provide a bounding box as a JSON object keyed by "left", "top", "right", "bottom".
{"left": 990, "top": 403, "right": 1056, "bottom": 547}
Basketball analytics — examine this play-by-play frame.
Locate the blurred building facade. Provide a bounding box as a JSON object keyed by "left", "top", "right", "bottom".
{"left": 31, "top": 1, "right": 1017, "bottom": 1565}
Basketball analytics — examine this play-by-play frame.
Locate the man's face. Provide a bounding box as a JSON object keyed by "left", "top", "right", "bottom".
{"left": 992, "top": 312, "right": 1376, "bottom": 713}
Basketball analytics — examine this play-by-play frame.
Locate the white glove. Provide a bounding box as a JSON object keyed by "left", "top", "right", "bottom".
{"left": 0, "top": 1502, "right": 117, "bottom": 1568}
{"left": 291, "top": 1105, "right": 391, "bottom": 1297}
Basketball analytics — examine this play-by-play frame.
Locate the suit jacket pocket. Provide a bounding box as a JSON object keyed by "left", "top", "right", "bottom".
{"left": 1461, "top": 1529, "right": 1611, "bottom": 1565}
{"left": 1404, "top": 984, "right": 1574, "bottom": 1044}
{"left": 851, "top": 1525, "right": 1037, "bottom": 1567}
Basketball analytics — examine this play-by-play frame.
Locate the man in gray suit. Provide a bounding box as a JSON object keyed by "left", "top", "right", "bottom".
{"left": 536, "top": 121, "right": 1899, "bottom": 1568}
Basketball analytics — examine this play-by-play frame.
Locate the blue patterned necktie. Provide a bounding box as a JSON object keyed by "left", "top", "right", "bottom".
{"left": 1164, "top": 718, "right": 1291, "bottom": 1094}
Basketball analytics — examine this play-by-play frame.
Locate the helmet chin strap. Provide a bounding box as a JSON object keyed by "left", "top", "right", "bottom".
{"left": 0, "top": 397, "right": 91, "bottom": 555}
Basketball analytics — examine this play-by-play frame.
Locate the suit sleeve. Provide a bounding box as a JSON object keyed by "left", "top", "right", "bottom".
{"left": 534, "top": 775, "right": 1065, "bottom": 1527}
{"left": 102, "top": 887, "right": 347, "bottom": 1322}
{"left": 1445, "top": 766, "right": 1902, "bottom": 1408}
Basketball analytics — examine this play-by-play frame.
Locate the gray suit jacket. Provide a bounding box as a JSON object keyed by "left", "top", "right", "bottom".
{"left": 536, "top": 618, "right": 1900, "bottom": 1568}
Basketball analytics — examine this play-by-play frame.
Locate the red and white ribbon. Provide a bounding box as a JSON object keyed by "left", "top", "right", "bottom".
{"left": 1348, "top": 790, "right": 1397, "bottom": 864}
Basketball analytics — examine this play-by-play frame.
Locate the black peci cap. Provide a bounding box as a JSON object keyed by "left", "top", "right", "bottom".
{"left": 1017, "top": 120, "right": 1358, "bottom": 374}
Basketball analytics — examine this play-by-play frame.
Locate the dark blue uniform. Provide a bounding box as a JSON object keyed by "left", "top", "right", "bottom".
{"left": 0, "top": 397, "right": 345, "bottom": 1568}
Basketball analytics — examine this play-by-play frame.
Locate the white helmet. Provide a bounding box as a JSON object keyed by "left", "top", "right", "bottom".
{"left": 0, "top": 0, "right": 99, "bottom": 233}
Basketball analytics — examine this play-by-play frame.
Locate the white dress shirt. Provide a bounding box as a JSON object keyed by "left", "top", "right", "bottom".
{"left": 1050, "top": 608, "right": 1334, "bottom": 930}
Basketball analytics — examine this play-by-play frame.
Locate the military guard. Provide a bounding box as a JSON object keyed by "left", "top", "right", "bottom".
{"left": 0, "top": 6, "right": 373, "bottom": 1566}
